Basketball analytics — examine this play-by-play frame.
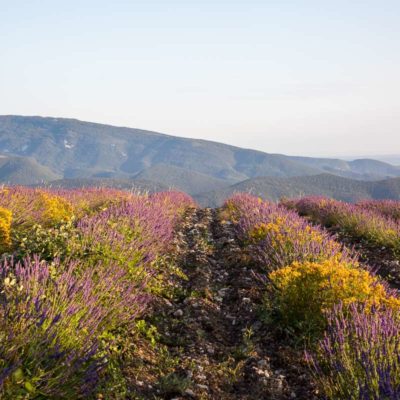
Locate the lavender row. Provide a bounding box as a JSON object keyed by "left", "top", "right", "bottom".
{"left": 283, "top": 196, "right": 400, "bottom": 255}
{"left": 223, "top": 193, "right": 354, "bottom": 271}
{"left": 357, "top": 199, "right": 400, "bottom": 221}
{"left": 0, "top": 188, "right": 195, "bottom": 398}
{"left": 223, "top": 193, "right": 400, "bottom": 398}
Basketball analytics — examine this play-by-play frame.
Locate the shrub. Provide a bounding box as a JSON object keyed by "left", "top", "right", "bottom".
{"left": 36, "top": 191, "right": 73, "bottom": 226}
{"left": 357, "top": 199, "right": 400, "bottom": 221}
{"left": 6, "top": 189, "right": 194, "bottom": 265}
{"left": 0, "top": 187, "right": 73, "bottom": 230}
{"left": 0, "top": 256, "right": 148, "bottom": 398}
{"left": 12, "top": 220, "right": 77, "bottom": 261}
{"left": 282, "top": 196, "right": 341, "bottom": 227}
{"left": 74, "top": 198, "right": 175, "bottom": 276}
{"left": 72, "top": 192, "right": 194, "bottom": 270}
{"left": 247, "top": 217, "right": 350, "bottom": 270}
{"left": 0, "top": 208, "right": 12, "bottom": 254}
{"left": 223, "top": 194, "right": 353, "bottom": 271}
{"left": 51, "top": 188, "right": 134, "bottom": 217}
{"left": 268, "top": 259, "right": 400, "bottom": 337}
{"left": 309, "top": 303, "right": 400, "bottom": 399}
{"left": 0, "top": 188, "right": 194, "bottom": 398}
{"left": 286, "top": 196, "right": 400, "bottom": 255}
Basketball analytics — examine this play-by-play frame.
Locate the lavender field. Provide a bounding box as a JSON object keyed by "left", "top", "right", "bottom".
{"left": 1, "top": 187, "right": 400, "bottom": 399}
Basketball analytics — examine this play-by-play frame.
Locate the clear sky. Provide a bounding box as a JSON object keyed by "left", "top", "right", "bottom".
{"left": 1, "top": 0, "right": 399, "bottom": 157}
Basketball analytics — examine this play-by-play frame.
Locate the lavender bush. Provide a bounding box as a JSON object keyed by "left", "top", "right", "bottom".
{"left": 224, "top": 194, "right": 354, "bottom": 271}
{"left": 0, "top": 188, "right": 194, "bottom": 398}
{"left": 357, "top": 199, "right": 400, "bottom": 221}
{"left": 73, "top": 192, "right": 194, "bottom": 276}
{"left": 0, "top": 256, "right": 147, "bottom": 398}
{"left": 309, "top": 303, "right": 400, "bottom": 399}
{"left": 285, "top": 196, "right": 400, "bottom": 255}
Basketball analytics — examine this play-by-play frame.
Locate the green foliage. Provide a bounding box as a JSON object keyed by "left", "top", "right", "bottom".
{"left": 158, "top": 373, "right": 191, "bottom": 397}
{"left": 135, "top": 320, "right": 160, "bottom": 348}
{"left": 310, "top": 304, "right": 400, "bottom": 400}
{"left": 233, "top": 327, "right": 255, "bottom": 360}
{"left": 12, "top": 220, "right": 77, "bottom": 261}
{"left": 268, "top": 259, "right": 400, "bottom": 339}
{"left": 0, "top": 187, "right": 194, "bottom": 398}
{"left": 0, "top": 207, "right": 12, "bottom": 254}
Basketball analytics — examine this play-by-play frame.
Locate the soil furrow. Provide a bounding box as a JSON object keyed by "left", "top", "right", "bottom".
{"left": 132, "top": 207, "right": 317, "bottom": 399}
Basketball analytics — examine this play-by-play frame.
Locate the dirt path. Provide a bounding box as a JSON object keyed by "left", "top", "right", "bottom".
{"left": 131, "top": 207, "right": 318, "bottom": 399}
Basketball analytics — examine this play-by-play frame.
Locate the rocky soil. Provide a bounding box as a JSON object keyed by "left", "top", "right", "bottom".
{"left": 131, "top": 208, "right": 319, "bottom": 399}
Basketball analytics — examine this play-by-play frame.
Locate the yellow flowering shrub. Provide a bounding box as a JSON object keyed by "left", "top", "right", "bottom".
{"left": 0, "top": 207, "right": 12, "bottom": 253}
{"left": 250, "top": 220, "right": 328, "bottom": 246}
{"left": 248, "top": 219, "right": 347, "bottom": 269}
{"left": 250, "top": 219, "right": 286, "bottom": 242}
{"left": 0, "top": 188, "right": 73, "bottom": 229}
{"left": 61, "top": 189, "right": 135, "bottom": 218}
{"left": 269, "top": 259, "right": 400, "bottom": 336}
{"left": 36, "top": 192, "right": 73, "bottom": 227}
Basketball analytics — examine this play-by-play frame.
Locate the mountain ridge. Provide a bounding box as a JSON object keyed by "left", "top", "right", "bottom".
{"left": 194, "top": 173, "right": 400, "bottom": 207}
{"left": 1, "top": 115, "right": 400, "bottom": 198}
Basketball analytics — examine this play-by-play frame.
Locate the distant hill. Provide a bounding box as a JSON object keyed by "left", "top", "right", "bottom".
{"left": 290, "top": 156, "right": 400, "bottom": 180}
{"left": 195, "top": 174, "right": 400, "bottom": 207}
{"left": 134, "top": 164, "right": 233, "bottom": 194}
{"left": 343, "top": 154, "right": 400, "bottom": 166}
{"left": 0, "top": 155, "right": 60, "bottom": 184}
{"left": 376, "top": 155, "right": 400, "bottom": 166}
{"left": 1, "top": 116, "right": 400, "bottom": 192}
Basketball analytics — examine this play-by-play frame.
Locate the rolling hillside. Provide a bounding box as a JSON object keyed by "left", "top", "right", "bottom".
{"left": 0, "top": 155, "right": 60, "bottom": 184}
{"left": 133, "top": 164, "right": 233, "bottom": 194}
{"left": 1, "top": 116, "right": 400, "bottom": 191}
{"left": 195, "top": 174, "right": 400, "bottom": 206}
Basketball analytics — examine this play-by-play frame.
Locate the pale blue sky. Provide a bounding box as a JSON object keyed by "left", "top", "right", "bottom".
{"left": 1, "top": 0, "right": 399, "bottom": 156}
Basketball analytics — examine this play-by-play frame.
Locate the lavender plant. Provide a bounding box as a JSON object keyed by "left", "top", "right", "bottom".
{"left": 357, "top": 199, "right": 400, "bottom": 221}
{"left": 0, "top": 188, "right": 194, "bottom": 398}
{"left": 0, "top": 187, "right": 73, "bottom": 229}
{"left": 0, "top": 256, "right": 147, "bottom": 398}
{"left": 72, "top": 193, "right": 193, "bottom": 276}
{"left": 224, "top": 194, "right": 354, "bottom": 271}
{"left": 285, "top": 196, "right": 400, "bottom": 255}
{"left": 309, "top": 303, "right": 400, "bottom": 399}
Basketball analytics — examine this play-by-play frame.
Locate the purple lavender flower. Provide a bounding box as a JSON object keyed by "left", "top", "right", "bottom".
{"left": 310, "top": 303, "right": 400, "bottom": 399}
{"left": 224, "top": 194, "right": 354, "bottom": 271}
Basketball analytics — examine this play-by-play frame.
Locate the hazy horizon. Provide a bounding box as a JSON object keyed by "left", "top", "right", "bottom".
{"left": 1, "top": 1, "right": 399, "bottom": 157}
